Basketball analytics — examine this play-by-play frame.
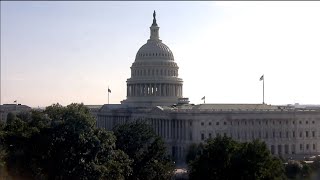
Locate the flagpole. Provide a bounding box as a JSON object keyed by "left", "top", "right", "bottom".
{"left": 108, "top": 86, "right": 109, "bottom": 105}
{"left": 263, "top": 77, "right": 265, "bottom": 104}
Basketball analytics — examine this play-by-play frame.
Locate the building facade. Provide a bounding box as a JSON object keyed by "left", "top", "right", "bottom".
{"left": 0, "top": 104, "right": 32, "bottom": 123}
{"left": 97, "top": 12, "right": 320, "bottom": 163}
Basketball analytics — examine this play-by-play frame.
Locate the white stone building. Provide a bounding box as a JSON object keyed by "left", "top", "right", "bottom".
{"left": 0, "top": 104, "right": 32, "bottom": 122}
{"left": 97, "top": 12, "right": 320, "bottom": 163}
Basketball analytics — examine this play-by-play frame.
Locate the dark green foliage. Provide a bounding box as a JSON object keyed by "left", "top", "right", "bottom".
{"left": 2, "top": 103, "right": 132, "bottom": 180}
{"left": 185, "top": 143, "right": 204, "bottom": 164}
{"left": 285, "top": 161, "right": 302, "bottom": 179}
{"left": 113, "top": 121, "right": 174, "bottom": 180}
{"left": 285, "top": 158, "right": 320, "bottom": 179}
{"left": 188, "top": 136, "right": 285, "bottom": 180}
{"left": 0, "top": 121, "right": 6, "bottom": 167}
{"left": 312, "top": 156, "right": 320, "bottom": 170}
{"left": 300, "top": 162, "right": 312, "bottom": 178}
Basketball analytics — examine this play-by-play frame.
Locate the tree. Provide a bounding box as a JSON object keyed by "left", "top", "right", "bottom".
{"left": 189, "top": 136, "right": 285, "bottom": 180}
{"left": 188, "top": 136, "right": 239, "bottom": 180}
{"left": 230, "top": 140, "right": 285, "bottom": 180}
{"left": 285, "top": 160, "right": 302, "bottom": 179}
{"left": 300, "top": 162, "right": 312, "bottom": 178}
{"left": 113, "top": 121, "right": 174, "bottom": 180}
{"left": 0, "top": 120, "right": 6, "bottom": 167}
{"left": 3, "top": 103, "right": 132, "bottom": 180}
{"left": 185, "top": 143, "right": 204, "bottom": 164}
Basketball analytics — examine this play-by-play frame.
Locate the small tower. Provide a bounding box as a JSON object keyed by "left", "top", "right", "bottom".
{"left": 149, "top": 10, "right": 160, "bottom": 41}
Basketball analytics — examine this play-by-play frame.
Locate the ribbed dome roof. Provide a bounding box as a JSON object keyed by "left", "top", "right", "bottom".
{"left": 135, "top": 40, "right": 174, "bottom": 60}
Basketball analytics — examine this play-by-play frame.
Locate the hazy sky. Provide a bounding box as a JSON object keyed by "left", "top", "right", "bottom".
{"left": 1, "top": 1, "right": 320, "bottom": 107}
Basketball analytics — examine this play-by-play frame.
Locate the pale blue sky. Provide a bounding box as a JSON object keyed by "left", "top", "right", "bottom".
{"left": 1, "top": 1, "right": 320, "bottom": 107}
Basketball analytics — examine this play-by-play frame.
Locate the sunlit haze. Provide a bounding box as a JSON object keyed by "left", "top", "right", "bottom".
{"left": 1, "top": 1, "right": 320, "bottom": 107}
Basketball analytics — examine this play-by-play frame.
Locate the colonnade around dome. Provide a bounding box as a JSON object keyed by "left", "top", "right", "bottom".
{"left": 127, "top": 83, "right": 183, "bottom": 97}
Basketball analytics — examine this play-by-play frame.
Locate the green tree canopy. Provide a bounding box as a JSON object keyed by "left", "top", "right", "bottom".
{"left": 2, "top": 103, "right": 132, "bottom": 180}
{"left": 113, "top": 121, "right": 174, "bottom": 180}
{"left": 0, "top": 120, "right": 6, "bottom": 167}
{"left": 188, "top": 136, "right": 285, "bottom": 180}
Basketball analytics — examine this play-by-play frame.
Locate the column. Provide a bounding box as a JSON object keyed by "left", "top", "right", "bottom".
{"left": 151, "top": 84, "right": 153, "bottom": 96}
{"left": 169, "top": 119, "right": 172, "bottom": 139}
{"left": 160, "top": 120, "right": 162, "bottom": 137}
{"left": 127, "top": 85, "right": 129, "bottom": 97}
{"left": 157, "top": 119, "right": 159, "bottom": 135}
{"left": 135, "top": 84, "right": 137, "bottom": 96}
{"left": 129, "top": 85, "right": 131, "bottom": 96}
{"left": 162, "top": 120, "right": 165, "bottom": 138}
{"left": 138, "top": 84, "right": 141, "bottom": 96}
{"left": 149, "top": 84, "right": 152, "bottom": 96}
{"left": 160, "top": 119, "right": 163, "bottom": 138}
{"left": 183, "top": 121, "right": 186, "bottom": 140}
{"left": 160, "top": 84, "right": 162, "bottom": 96}
{"left": 168, "top": 120, "right": 170, "bottom": 139}
{"left": 141, "top": 84, "right": 143, "bottom": 96}
{"left": 172, "top": 120, "right": 175, "bottom": 139}
{"left": 180, "top": 121, "right": 183, "bottom": 140}
{"left": 133, "top": 85, "right": 135, "bottom": 96}
{"left": 131, "top": 85, "right": 134, "bottom": 96}
{"left": 176, "top": 120, "right": 180, "bottom": 139}
{"left": 174, "top": 85, "right": 179, "bottom": 96}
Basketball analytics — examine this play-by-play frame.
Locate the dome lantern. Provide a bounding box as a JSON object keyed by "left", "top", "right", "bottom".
{"left": 149, "top": 10, "right": 160, "bottom": 41}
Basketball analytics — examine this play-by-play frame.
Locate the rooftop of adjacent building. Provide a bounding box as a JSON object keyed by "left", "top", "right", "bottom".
{"left": 0, "top": 104, "right": 32, "bottom": 111}
{"left": 99, "top": 102, "right": 320, "bottom": 113}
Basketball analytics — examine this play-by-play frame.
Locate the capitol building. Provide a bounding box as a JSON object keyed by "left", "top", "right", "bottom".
{"left": 97, "top": 12, "right": 320, "bottom": 163}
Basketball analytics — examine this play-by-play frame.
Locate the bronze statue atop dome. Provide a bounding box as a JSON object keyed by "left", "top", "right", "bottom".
{"left": 152, "top": 10, "right": 158, "bottom": 26}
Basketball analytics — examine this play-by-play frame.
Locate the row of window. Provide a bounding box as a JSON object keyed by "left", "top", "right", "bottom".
{"left": 133, "top": 61, "right": 177, "bottom": 67}
{"left": 200, "top": 120, "right": 316, "bottom": 126}
{"left": 200, "top": 130, "right": 317, "bottom": 140}
{"left": 132, "top": 68, "right": 178, "bottom": 77}
{"left": 270, "top": 144, "right": 317, "bottom": 155}
{"left": 137, "top": 52, "right": 173, "bottom": 58}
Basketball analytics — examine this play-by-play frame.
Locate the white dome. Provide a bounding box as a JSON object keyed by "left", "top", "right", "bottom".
{"left": 135, "top": 40, "right": 174, "bottom": 61}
